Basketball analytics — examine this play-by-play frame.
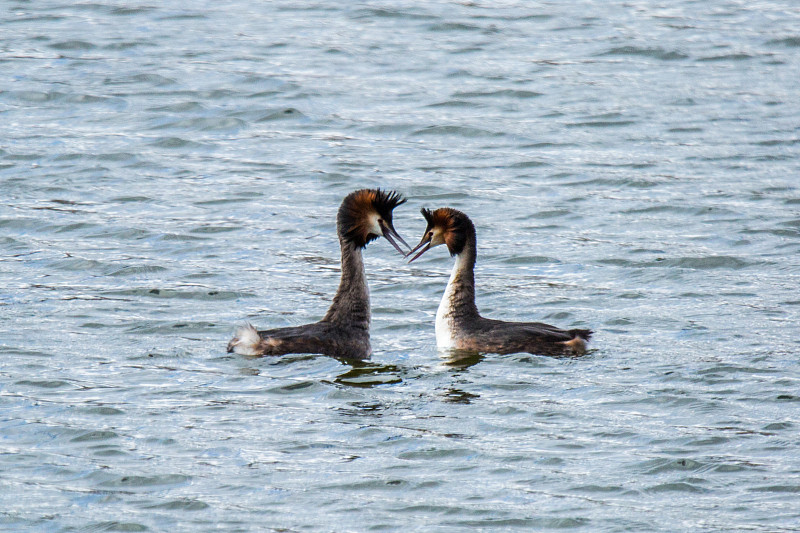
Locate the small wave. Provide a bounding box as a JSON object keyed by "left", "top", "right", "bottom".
{"left": 5, "top": 14, "right": 63, "bottom": 24}
{"left": 200, "top": 88, "right": 238, "bottom": 100}
{"left": 66, "top": 94, "right": 113, "bottom": 104}
{"left": 189, "top": 224, "right": 241, "bottom": 234}
{"left": 697, "top": 53, "right": 753, "bottom": 62}
{"left": 110, "top": 6, "right": 157, "bottom": 15}
{"left": 266, "top": 380, "right": 324, "bottom": 395}
{"left": 96, "top": 152, "right": 137, "bottom": 162}
{"left": 50, "top": 256, "right": 108, "bottom": 272}
{"left": 149, "top": 137, "right": 207, "bottom": 149}
{"left": 569, "top": 484, "right": 626, "bottom": 494}
{"left": 780, "top": 219, "right": 800, "bottom": 229}
{"left": 351, "top": 7, "right": 436, "bottom": 20}
{"left": 104, "top": 288, "right": 252, "bottom": 301}
{"left": 623, "top": 205, "right": 695, "bottom": 214}
{"left": 110, "top": 73, "right": 177, "bottom": 87}
{"left": 645, "top": 482, "right": 709, "bottom": 494}
{"left": 530, "top": 208, "right": 571, "bottom": 219}
{"left": 452, "top": 89, "right": 543, "bottom": 99}
{"left": 598, "top": 46, "right": 688, "bottom": 60}
{"left": 126, "top": 320, "right": 219, "bottom": 334}
{"left": 48, "top": 40, "right": 96, "bottom": 51}
{"left": 777, "top": 395, "right": 800, "bottom": 402}
{"left": 3, "top": 90, "right": 65, "bottom": 103}
{"left": 86, "top": 227, "right": 152, "bottom": 240}
{"left": 750, "top": 485, "right": 800, "bottom": 493}
{"left": 54, "top": 222, "right": 99, "bottom": 233}
{"left": 158, "top": 13, "right": 207, "bottom": 21}
{"left": 763, "top": 422, "right": 793, "bottom": 431}
{"left": 158, "top": 232, "right": 208, "bottom": 241}
{"left": 501, "top": 255, "right": 557, "bottom": 265}
{"left": 766, "top": 37, "right": 800, "bottom": 47}
{"left": 148, "top": 101, "right": 205, "bottom": 112}
{"left": 70, "top": 430, "right": 118, "bottom": 442}
{"left": 107, "top": 265, "right": 168, "bottom": 277}
{"left": 753, "top": 138, "right": 800, "bottom": 146}
{"left": 521, "top": 142, "right": 574, "bottom": 149}
{"left": 596, "top": 256, "right": 752, "bottom": 270}
{"left": 668, "top": 127, "right": 704, "bottom": 133}
{"left": 454, "top": 518, "right": 589, "bottom": 529}
{"left": 358, "top": 123, "right": 417, "bottom": 134}
{"left": 98, "top": 474, "right": 191, "bottom": 489}
{"left": 15, "top": 380, "right": 70, "bottom": 389}
{"left": 475, "top": 13, "right": 554, "bottom": 21}
{"left": 428, "top": 22, "right": 482, "bottom": 32}
{"left": 144, "top": 499, "right": 210, "bottom": 511}
{"left": 639, "top": 458, "right": 706, "bottom": 475}
{"left": 509, "top": 160, "right": 549, "bottom": 168}
{"left": 102, "top": 41, "right": 153, "bottom": 50}
{"left": 256, "top": 108, "right": 306, "bottom": 121}
{"left": 193, "top": 197, "right": 254, "bottom": 207}
{"left": 425, "top": 100, "right": 485, "bottom": 108}
{"left": 411, "top": 125, "right": 503, "bottom": 138}
{"left": 397, "top": 447, "right": 472, "bottom": 460}
{"left": 83, "top": 406, "right": 125, "bottom": 416}
{"left": 566, "top": 120, "right": 636, "bottom": 128}
{"left": 661, "top": 256, "right": 752, "bottom": 269}
{"left": 111, "top": 195, "right": 151, "bottom": 203}
{"left": 150, "top": 117, "right": 247, "bottom": 132}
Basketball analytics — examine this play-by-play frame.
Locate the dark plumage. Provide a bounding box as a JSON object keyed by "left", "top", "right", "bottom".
{"left": 442, "top": 319, "right": 593, "bottom": 356}
{"left": 227, "top": 189, "right": 409, "bottom": 359}
{"left": 408, "top": 207, "right": 592, "bottom": 356}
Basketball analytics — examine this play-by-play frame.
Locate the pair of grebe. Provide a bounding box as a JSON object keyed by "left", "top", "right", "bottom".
{"left": 227, "top": 189, "right": 591, "bottom": 359}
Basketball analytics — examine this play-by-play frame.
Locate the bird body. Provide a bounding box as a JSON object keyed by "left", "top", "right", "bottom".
{"left": 409, "top": 207, "right": 591, "bottom": 356}
{"left": 227, "top": 189, "right": 408, "bottom": 359}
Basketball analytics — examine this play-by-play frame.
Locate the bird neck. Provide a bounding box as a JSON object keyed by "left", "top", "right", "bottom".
{"left": 439, "top": 228, "right": 479, "bottom": 323}
{"left": 323, "top": 239, "right": 370, "bottom": 329}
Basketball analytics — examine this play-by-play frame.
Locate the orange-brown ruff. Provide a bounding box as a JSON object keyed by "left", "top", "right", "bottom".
{"left": 227, "top": 189, "right": 408, "bottom": 359}
{"left": 408, "top": 207, "right": 592, "bottom": 356}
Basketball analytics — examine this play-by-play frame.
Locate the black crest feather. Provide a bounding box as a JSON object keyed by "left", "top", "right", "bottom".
{"left": 337, "top": 189, "right": 406, "bottom": 247}
{"left": 421, "top": 207, "right": 434, "bottom": 227}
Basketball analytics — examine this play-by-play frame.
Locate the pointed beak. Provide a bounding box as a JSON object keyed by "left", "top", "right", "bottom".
{"left": 379, "top": 220, "right": 411, "bottom": 256}
{"left": 406, "top": 234, "right": 432, "bottom": 263}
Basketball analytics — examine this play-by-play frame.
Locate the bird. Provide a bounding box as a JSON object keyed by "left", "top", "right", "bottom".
{"left": 406, "top": 207, "right": 592, "bottom": 356}
{"left": 227, "top": 189, "right": 409, "bottom": 359}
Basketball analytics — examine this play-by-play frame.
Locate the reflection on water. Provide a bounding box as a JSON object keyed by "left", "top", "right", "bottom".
{"left": 334, "top": 361, "right": 403, "bottom": 388}
{"left": 441, "top": 387, "right": 480, "bottom": 404}
{"left": 438, "top": 348, "right": 485, "bottom": 370}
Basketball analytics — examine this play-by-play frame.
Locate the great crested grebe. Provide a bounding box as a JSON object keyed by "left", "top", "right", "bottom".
{"left": 407, "top": 207, "right": 592, "bottom": 356}
{"left": 227, "top": 189, "right": 409, "bottom": 359}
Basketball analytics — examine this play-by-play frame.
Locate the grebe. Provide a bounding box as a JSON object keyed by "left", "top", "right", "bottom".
{"left": 407, "top": 207, "right": 592, "bottom": 356}
{"left": 227, "top": 189, "right": 409, "bottom": 359}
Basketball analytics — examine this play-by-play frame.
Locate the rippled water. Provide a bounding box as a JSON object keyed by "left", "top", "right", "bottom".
{"left": 2, "top": 1, "right": 800, "bottom": 531}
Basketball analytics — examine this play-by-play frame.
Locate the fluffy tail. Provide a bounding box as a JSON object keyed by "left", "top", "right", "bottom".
{"left": 227, "top": 323, "right": 263, "bottom": 356}
{"left": 562, "top": 329, "right": 593, "bottom": 355}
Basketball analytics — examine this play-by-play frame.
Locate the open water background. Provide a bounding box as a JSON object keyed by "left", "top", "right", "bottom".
{"left": 2, "top": 1, "right": 800, "bottom": 531}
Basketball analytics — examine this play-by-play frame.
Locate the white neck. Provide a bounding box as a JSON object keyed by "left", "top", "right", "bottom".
{"left": 435, "top": 253, "right": 462, "bottom": 348}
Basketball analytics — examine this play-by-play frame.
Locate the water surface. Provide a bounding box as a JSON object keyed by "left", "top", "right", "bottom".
{"left": 2, "top": 1, "right": 800, "bottom": 531}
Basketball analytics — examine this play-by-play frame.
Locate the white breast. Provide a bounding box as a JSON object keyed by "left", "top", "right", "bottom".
{"left": 434, "top": 254, "right": 461, "bottom": 349}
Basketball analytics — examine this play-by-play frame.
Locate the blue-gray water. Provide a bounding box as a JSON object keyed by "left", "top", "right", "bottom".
{"left": 2, "top": 1, "right": 800, "bottom": 531}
